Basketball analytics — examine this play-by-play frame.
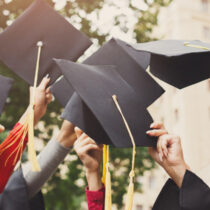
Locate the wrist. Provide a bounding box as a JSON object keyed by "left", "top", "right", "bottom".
{"left": 86, "top": 169, "right": 102, "bottom": 191}
{"left": 19, "top": 105, "right": 44, "bottom": 126}
{"left": 34, "top": 113, "right": 43, "bottom": 126}
{"left": 165, "top": 162, "right": 189, "bottom": 188}
{"left": 56, "top": 130, "right": 76, "bottom": 148}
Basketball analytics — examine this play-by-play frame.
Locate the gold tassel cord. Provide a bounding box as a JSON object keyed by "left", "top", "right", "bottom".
{"left": 0, "top": 41, "right": 43, "bottom": 171}
{"left": 102, "top": 144, "right": 107, "bottom": 185}
{"left": 112, "top": 95, "right": 136, "bottom": 210}
{"left": 27, "top": 41, "right": 43, "bottom": 172}
{"left": 105, "top": 145, "right": 112, "bottom": 210}
{"left": 184, "top": 42, "right": 210, "bottom": 51}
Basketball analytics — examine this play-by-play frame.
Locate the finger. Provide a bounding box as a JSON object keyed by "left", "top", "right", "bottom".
{"left": 150, "top": 122, "right": 165, "bottom": 129}
{"left": 146, "top": 129, "right": 168, "bottom": 137}
{"left": 46, "top": 93, "right": 53, "bottom": 104}
{"left": 79, "top": 144, "right": 101, "bottom": 154}
{"left": 46, "top": 87, "right": 51, "bottom": 94}
{"left": 77, "top": 137, "right": 96, "bottom": 148}
{"left": 38, "top": 77, "right": 50, "bottom": 90}
{"left": 160, "top": 136, "right": 169, "bottom": 157}
{"left": 74, "top": 133, "right": 88, "bottom": 147}
{"left": 0, "top": 124, "right": 5, "bottom": 133}
{"left": 74, "top": 127, "right": 83, "bottom": 138}
{"left": 157, "top": 138, "right": 164, "bottom": 162}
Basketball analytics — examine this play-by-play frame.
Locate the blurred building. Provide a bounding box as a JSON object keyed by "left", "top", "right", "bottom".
{"left": 132, "top": 0, "right": 210, "bottom": 209}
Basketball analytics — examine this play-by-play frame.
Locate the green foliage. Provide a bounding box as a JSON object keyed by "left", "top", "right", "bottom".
{"left": 110, "top": 147, "right": 155, "bottom": 208}
{"left": 0, "top": 0, "right": 172, "bottom": 209}
{"left": 44, "top": 152, "right": 86, "bottom": 210}
{"left": 134, "top": 0, "right": 173, "bottom": 43}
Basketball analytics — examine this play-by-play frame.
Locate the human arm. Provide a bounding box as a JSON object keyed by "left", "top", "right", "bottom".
{"left": 74, "top": 127, "right": 104, "bottom": 210}
{"left": 0, "top": 77, "right": 52, "bottom": 193}
{"left": 148, "top": 122, "right": 210, "bottom": 210}
{"left": 147, "top": 122, "right": 189, "bottom": 188}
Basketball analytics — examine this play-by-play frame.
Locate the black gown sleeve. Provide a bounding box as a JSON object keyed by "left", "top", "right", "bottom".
{"left": 153, "top": 170, "right": 210, "bottom": 210}
{"left": 152, "top": 178, "right": 181, "bottom": 210}
{"left": 180, "top": 170, "right": 210, "bottom": 210}
{"left": 0, "top": 168, "right": 45, "bottom": 210}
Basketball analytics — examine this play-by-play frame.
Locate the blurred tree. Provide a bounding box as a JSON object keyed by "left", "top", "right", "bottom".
{"left": 0, "top": 0, "right": 172, "bottom": 209}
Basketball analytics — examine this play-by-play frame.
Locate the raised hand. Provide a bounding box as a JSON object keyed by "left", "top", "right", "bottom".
{"left": 147, "top": 122, "right": 190, "bottom": 188}
{"left": 30, "top": 77, "right": 52, "bottom": 124}
{"left": 19, "top": 76, "right": 53, "bottom": 125}
{"left": 74, "top": 127, "right": 103, "bottom": 191}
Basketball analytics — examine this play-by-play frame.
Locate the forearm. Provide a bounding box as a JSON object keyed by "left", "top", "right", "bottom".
{"left": 164, "top": 163, "right": 190, "bottom": 188}
{"left": 18, "top": 105, "right": 40, "bottom": 126}
{"left": 18, "top": 106, "right": 30, "bottom": 125}
{"left": 22, "top": 121, "right": 77, "bottom": 198}
{"left": 22, "top": 137, "right": 71, "bottom": 198}
{"left": 86, "top": 169, "right": 102, "bottom": 191}
{"left": 85, "top": 171, "right": 104, "bottom": 210}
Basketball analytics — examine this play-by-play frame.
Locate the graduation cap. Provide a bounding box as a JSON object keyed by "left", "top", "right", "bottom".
{"left": 129, "top": 40, "right": 210, "bottom": 89}
{"left": 0, "top": 0, "right": 92, "bottom": 86}
{"left": 0, "top": 0, "right": 92, "bottom": 172}
{"left": 55, "top": 59, "right": 157, "bottom": 209}
{"left": 51, "top": 38, "right": 164, "bottom": 107}
{"left": 51, "top": 77, "right": 73, "bottom": 107}
{"left": 0, "top": 75, "right": 13, "bottom": 115}
{"left": 56, "top": 59, "right": 155, "bottom": 147}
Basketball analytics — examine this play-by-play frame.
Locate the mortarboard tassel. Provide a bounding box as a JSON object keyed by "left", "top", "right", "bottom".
{"left": 26, "top": 41, "right": 43, "bottom": 171}
{"left": 112, "top": 95, "right": 136, "bottom": 210}
{"left": 184, "top": 42, "right": 210, "bottom": 51}
{"left": 0, "top": 41, "right": 43, "bottom": 174}
{"left": 105, "top": 145, "right": 112, "bottom": 210}
{"left": 102, "top": 144, "right": 107, "bottom": 185}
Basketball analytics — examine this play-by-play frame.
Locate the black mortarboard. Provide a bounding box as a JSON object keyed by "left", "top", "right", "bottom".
{"left": 51, "top": 38, "right": 164, "bottom": 107}
{"left": 55, "top": 59, "right": 156, "bottom": 147}
{"left": 0, "top": 75, "right": 13, "bottom": 115}
{"left": 129, "top": 40, "right": 210, "bottom": 88}
{"left": 0, "top": 0, "right": 92, "bottom": 86}
{"left": 51, "top": 77, "right": 73, "bottom": 107}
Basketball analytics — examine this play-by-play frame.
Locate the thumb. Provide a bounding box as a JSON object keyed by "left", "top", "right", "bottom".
{"left": 74, "top": 127, "right": 83, "bottom": 138}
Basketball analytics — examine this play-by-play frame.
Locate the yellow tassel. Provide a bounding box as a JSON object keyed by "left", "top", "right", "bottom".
{"left": 105, "top": 145, "right": 112, "bottom": 210}
{"left": 125, "top": 171, "right": 135, "bottom": 210}
{"left": 102, "top": 144, "right": 107, "bottom": 185}
{"left": 184, "top": 42, "right": 210, "bottom": 51}
{"left": 112, "top": 95, "right": 136, "bottom": 210}
{"left": 25, "top": 41, "right": 43, "bottom": 172}
{"left": 27, "top": 105, "right": 41, "bottom": 171}
{"left": 23, "top": 41, "right": 43, "bottom": 172}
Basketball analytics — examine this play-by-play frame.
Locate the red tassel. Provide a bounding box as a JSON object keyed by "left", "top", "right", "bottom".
{"left": 0, "top": 123, "right": 28, "bottom": 193}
